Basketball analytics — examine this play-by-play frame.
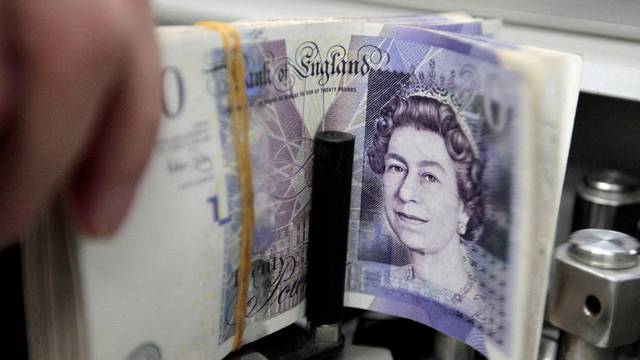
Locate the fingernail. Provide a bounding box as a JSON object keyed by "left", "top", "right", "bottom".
{"left": 86, "top": 184, "right": 136, "bottom": 237}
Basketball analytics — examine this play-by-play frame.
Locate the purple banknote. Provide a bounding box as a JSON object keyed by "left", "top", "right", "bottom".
{"left": 210, "top": 17, "right": 496, "bottom": 347}
{"left": 322, "top": 30, "right": 522, "bottom": 356}
{"left": 210, "top": 19, "right": 573, "bottom": 359}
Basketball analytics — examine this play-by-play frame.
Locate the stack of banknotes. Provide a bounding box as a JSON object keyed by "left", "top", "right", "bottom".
{"left": 22, "top": 13, "right": 581, "bottom": 360}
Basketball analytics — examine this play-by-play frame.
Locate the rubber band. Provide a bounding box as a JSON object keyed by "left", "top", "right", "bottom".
{"left": 195, "top": 21, "right": 254, "bottom": 351}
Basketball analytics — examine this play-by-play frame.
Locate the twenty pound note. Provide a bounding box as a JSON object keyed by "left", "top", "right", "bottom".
{"left": 335, "top": 28, "right": 580, "bottom": 358}
{"left": 23, "top": 15, "right": 581, "bottom": 360}
{"left": 338, "top": 31, "right": 523, "bottom": 356}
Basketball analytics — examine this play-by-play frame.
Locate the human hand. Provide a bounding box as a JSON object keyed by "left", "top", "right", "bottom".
{"left": 0, "top": 1, "right": 161, "bottom": 247}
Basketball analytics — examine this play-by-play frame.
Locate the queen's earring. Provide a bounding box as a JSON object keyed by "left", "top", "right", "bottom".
{"left": 457, "top": 222, "right": 467, "bottom": 235}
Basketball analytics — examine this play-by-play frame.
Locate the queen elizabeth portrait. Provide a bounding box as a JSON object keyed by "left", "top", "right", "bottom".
{"left": 351, "top": 60, "right": 511, "bottom": 353}
{"left": 366, "top": 93, "right": 485, "bottom": 309}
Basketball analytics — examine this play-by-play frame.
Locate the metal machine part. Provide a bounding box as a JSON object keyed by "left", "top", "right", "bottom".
{"left": 306, "top": 131, "right": 354, "bottom": 329}
{"left": 309, "top": 323, "right": 342, "bottom": 344}
{"left": 538, "top": 323, "right": 561, "bottom": 360}
{"left": 568, "top": 229, "right": 639, "bottom": 270}
{"left": 232, "top": 322, "right": 345, "bottom": 360}
{"left": 127, "top": 343, "right": 162, "bottom": 360}
{"left": 560, "top": 335, "right": 616, "bottom": 360}
{"left": 548, "top": 229, "right": 640, "bottom": 358}
{"left": 238, "top": 353, "right": 269, "bottom": 360}
{"left": 572, "top": 169, "right": 640, "bottom": 236}
{"left": 433, "top": 332, "right": 477, "bottom": 360}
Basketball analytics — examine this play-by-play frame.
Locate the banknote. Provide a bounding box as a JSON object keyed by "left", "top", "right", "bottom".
{"left": 210, "top": 16, "right": 503, "bottom": 348}
{"left": 24, "top": 16, "right": 580, "bottom": 360}
{"left": 207, "top": 37, "right": 311, "bottom": 345}
{"left": 223, "top": 21, "right": 577, "bottom": 359}
{"left": 326, "top": 32, "right": 521, "bottom": 357}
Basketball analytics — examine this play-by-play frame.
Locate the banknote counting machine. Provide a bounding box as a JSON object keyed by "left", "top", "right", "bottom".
{"left": 0, "top": 68, "right": 639, "bottom": 360}
{"left": 2, "top": 1, "right": 640, "bottom": 359}
{"left": 161, "top": 2, "right": 640, "bottom": 358}
{"left": 224, "top": 99, "right": 640, "bottom": 360}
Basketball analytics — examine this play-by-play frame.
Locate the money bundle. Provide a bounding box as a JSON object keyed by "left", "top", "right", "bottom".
{"left": 23, "top": 13, "right": 581, "bottom": 360}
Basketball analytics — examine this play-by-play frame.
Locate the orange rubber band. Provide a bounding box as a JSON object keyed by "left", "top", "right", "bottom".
{"left": 196, "top": 21, "right": 254, "bottom": 352}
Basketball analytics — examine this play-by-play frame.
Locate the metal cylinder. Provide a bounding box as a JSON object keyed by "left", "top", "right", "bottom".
{"left": 548, "top": 229, "right": 640, "bottom": 360}
{"left": 538, "top": 324, "right": 561, "bottom": 360}
{"left": 572, "top": 169, "right": 640, "bottom": 236}
{"left": 433, "top": 332, "right": 477, "bottom": 360}
{"left": 568, "top": 229, "right": 640, "bottom": 270}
